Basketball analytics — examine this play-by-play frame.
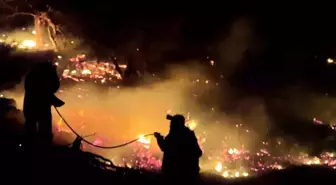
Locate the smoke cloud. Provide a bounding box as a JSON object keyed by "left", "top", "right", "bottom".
{"left": 2, "top": 62, "right": 273, "bottom": 169}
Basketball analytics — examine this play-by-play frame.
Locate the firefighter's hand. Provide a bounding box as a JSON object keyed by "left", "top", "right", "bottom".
{"left": 52, "top": 95, "right": 65, "bottom": 107}
{"left": 154, "top": 132, "right": 162, "bottom": 139}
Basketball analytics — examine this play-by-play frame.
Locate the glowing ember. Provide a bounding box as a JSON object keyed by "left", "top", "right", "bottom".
{"left": 137, "top": 134, "right": 151, "bottom": 145}
{"left": 327, "top": 58, "right": 334, "bottom": 64}
{"left": 81, "top": 69, "right": 92, "bottom": 75}
{"left": 187, "top": 120, "right": 197, "bottom": 130}
{"left": 215, "top": 162, "right": 222, "bottom": 172}
{"left": 228, "top": 148, "right": 239, "bottom": 155}
{"left": 20, "top": 40, "right": 36, "bottom": 48}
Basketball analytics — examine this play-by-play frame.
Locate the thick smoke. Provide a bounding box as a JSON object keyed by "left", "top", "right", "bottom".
{"left": 2, "top": 63, "right": 273, "bottom": 166}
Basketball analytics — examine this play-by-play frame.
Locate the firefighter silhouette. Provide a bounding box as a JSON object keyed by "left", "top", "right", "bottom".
{"left": 154, "top": 114, "right": 202, "bottom": 180}
{"left": 23, "top": 62, "right": 64, "bottom": 146}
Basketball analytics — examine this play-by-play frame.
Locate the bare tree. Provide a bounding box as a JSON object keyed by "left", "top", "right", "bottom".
{"left": 0, "top": 0, "right": 64, "bottom": 51}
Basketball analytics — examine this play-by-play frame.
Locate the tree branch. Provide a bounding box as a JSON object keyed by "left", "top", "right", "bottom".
{"left": 55, "top": 25, "right": 64, "bottom": 36}
{"left": 0, "top": 0, "right": 16, "bottom": 12}
{"left": 6, "top": 12, "right": 35, "bottom": 19}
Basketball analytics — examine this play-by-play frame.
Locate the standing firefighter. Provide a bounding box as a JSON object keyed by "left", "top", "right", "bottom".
{"left": 23, "top": 62, "right": 64, "bottom": 146}
{"left": 154, "top": 114, "right": 202, "bottom": 182}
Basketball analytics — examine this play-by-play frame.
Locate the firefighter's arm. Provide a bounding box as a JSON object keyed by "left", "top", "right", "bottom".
{"left": 154, "top": 132, "right": 165, "bottom": 152}
{"left": 191, "top": 131, "right": 203, "bottom": 157}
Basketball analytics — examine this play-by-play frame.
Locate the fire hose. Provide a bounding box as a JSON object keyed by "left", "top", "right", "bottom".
{"left": 53, "top": 106, "right": 154, "bottom": 149}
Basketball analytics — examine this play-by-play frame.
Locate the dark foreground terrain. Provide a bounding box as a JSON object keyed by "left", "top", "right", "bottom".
{"left": 2, "top": 144, "right": 336, "bottom": 185}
